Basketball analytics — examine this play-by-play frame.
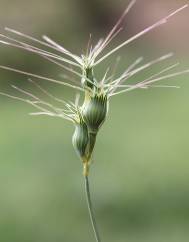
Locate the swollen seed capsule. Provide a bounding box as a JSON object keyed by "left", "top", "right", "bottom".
{"left": 72, "top": 117, "right": 89, "bottom": 162}
{"left": 82, "top": 92, "right": 108, "bottom": 133}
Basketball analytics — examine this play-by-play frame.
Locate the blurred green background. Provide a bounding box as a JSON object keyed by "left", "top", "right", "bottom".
{"left": 0, "top": 0, "right": 189, "bottom": 241}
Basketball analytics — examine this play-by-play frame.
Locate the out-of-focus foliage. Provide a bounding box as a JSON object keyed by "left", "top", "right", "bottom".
{"left": 0, "top": 0, "right": 189, "bottom": 242}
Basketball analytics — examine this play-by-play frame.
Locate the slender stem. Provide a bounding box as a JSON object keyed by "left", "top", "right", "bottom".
{"left": 84, "top": 175, "right": 102, "bottom": 242}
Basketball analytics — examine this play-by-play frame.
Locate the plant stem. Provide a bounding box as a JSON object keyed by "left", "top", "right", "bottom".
{"left": 84, "top": 175, "right": 102, "bottom": 242}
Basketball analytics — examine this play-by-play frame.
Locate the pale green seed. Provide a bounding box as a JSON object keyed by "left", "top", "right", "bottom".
{"left": 72, "top": 117, "right": 89, "bottom": 162}
{"left": 82, "top": 92, "right": 108, "bottom": 133}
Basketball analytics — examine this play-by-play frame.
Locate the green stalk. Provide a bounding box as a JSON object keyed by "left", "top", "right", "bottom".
{"left": 84, "top": 175, "right": 102, "bottom": 242}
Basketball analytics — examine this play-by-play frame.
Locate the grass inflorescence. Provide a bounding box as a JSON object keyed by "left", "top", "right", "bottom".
{"left": 0, "top": 1, "right": 189, "bottom": 242}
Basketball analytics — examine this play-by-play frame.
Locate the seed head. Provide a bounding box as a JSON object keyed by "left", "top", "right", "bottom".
{"left": 0, "top": 1, "right": 188, "bottom": 176}
{"left": 82, "top": 90, "right": 108, "bottom": 133}
{"left": 72, "top": 113, "right": 89, "bottom": 162}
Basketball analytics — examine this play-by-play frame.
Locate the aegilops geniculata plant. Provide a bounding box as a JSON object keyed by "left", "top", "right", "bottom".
{"left": 0, "top": 1, "right": 189, "bottom": 241}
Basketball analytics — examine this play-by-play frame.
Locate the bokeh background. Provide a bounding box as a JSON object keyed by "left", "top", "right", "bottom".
{"left": 0, "top": 0, "right": 189, "bottom": 241}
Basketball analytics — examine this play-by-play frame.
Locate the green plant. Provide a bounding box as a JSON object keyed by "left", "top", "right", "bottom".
{"left": 0, "top": 1, "right": 189, "bottom": 241}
